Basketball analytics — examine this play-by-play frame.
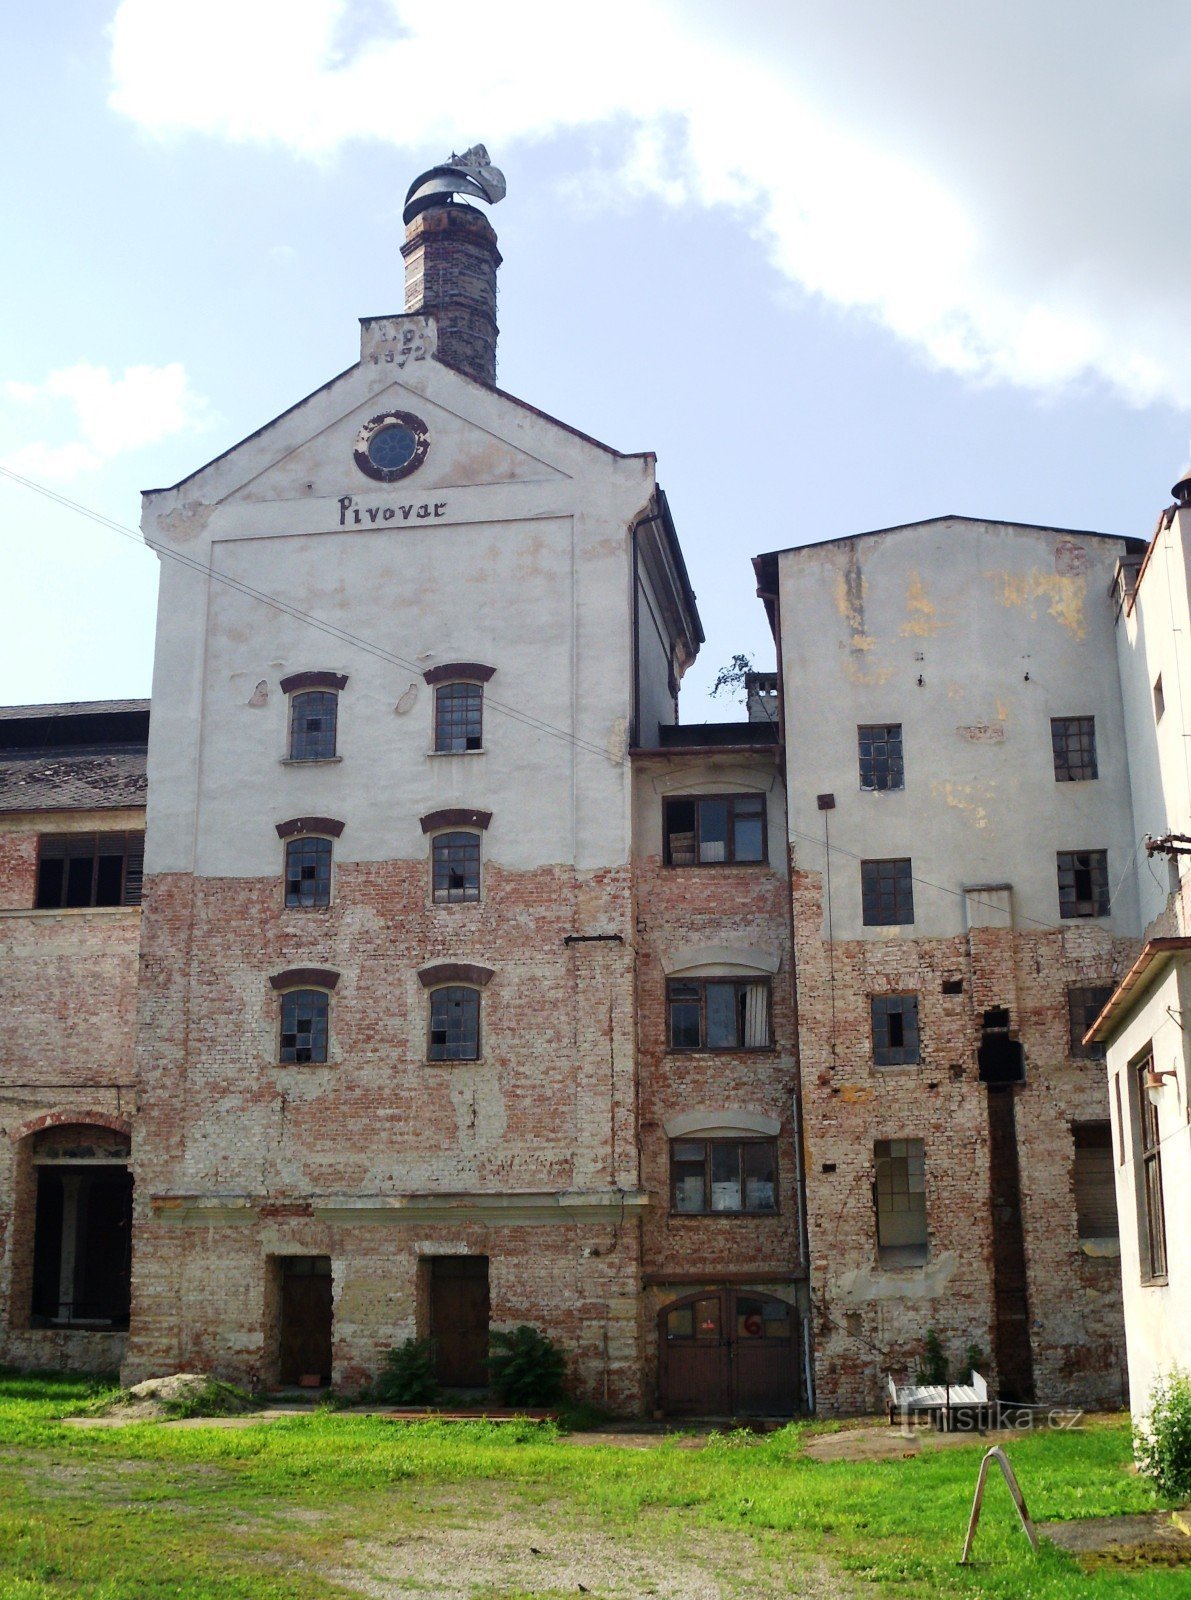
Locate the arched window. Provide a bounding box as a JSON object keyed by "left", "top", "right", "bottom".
{"left": 285, "top": 836, "right": 333, "bottom": 907}
{"left": 428, "top": 986, "right": 480, "bottom": 1060}
{"left": 434, "top": 682, "right": 483, "bottom": 753}
{"left": 432, "top": 831, "right": 481, "bottom": 903}
{"left": 280, "top": 990, "right": 330, "bottom": 1063}
{"left": 289, "top": 691, "right": 339, "bottom": 761}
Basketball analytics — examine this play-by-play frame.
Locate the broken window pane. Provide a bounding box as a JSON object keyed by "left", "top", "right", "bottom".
{"left": 432, "top": 831, "right": 481, "bottom": 903}
{"left": 1057, "top": 850, "right": 1110, "bottom": 918}
{"left": 860, "top": 858, "right": 914, "bottom": 925}
{"left": 1051, "top": 716, "right": 1098, "bottom": 782}
{"left": 279, "top": 988, "right": 329, "bottom": 1064}
{"left": 1068, "top": 984, "right": 1113, "bottom": 1058}
{"left": 284, "top": 836, "right": 333, "bottom": 908}
{"left": 663, "top": 795, "right": 767, "bottom": 865}
{"left": 871, "top": 993, "right": 920, "bottom": 1066}
{"left": 858, "top": 724, "right": 904, "bottom": 791}
{"left": 666, "top": 979, "right": 771, "bottom": 1050}
{"left": 434, "top": 683, "right": 483, "bottom": 752}
{"left": 874, "top": 1138, "right": 928, "bottom": 1263}
{"left": 428, "top": 985, "right": 480, "bottom": 1060}
{"left": 289, "top": 690, "right": 339, "bottom": 761}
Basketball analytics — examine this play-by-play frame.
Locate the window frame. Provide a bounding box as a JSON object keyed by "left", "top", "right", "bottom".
{"left": 1134, "top": 1051, "right": 1168, "bottom": 1284}
{"left": 283, "top": 834, "right": 334, "bottom": 909}
{"left": 278, "top": 987, "right": 331, "bottom": 1066}
{"left": 669, "top": 1137, "right": 779, "bottom": 1216}
{"left": 1051, "top": 716, "right": 1098, "bottom": 782}
{"left": 427, "top": 984, "right": 481, "bottom": 1061}
{"left": 871, "top": 993, "right": 920, "bottom": 1067}
{"left": 1072, "top": 1121, "right": 1119, "bottom": 1245}
{"left": 857, "top": 723, "right": 905, "bottom": 792}
{"left": 662, "top": 793, "right": 768, "bottom": 867}
{"left": 34, "top": 832, "right": 145, "bottom": 909}
{"left": 860, "top": 857, "right": 915, "bottom": 926}
{"left": 1057, "top": 849, "right": 1110, "bottom": 919}
{"left": 666, "top": 977, "right": 772, "bottom": 1052}
{"left": 1067, "top": 984, "right": 1113, "bottom": 1059}
{"left": 431, "top": 830, "right": 482, "bottom": 904}
{"left": 287, "top": 689, "right": 340, "bottom": 762}
{"left": 433, "top": 680, "right": 485, "bottom": 754}
{"left": 873, "top": 1138, "right": 928, "bottom": 1266}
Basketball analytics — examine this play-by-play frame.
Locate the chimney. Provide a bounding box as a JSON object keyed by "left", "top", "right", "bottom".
{"left": 401, "top": 146, "right": 505, "bottom": 387}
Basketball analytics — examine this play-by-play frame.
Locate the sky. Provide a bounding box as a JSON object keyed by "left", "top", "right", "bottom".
{"left": 3, "top": 0, "right": 1191, "bottom": 718}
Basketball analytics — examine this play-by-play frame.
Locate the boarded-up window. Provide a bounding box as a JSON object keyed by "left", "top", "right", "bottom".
{"left": 1073, "top": 1123, "right": 1118, "bottom": 1241}
{"left": 874, "top": 1139, "right": 927, "bottom": 1265}
{"left": 36, "top": 833, "right": 144, "bottom": 908}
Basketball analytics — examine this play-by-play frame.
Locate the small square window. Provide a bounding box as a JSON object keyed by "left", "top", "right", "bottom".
{"left": 279, "top": 989, "right": 329, "bottom": 1064}
{"left": 1051, "top": 717, "right": 1098, "bottom": 782}
{"left": 858, "top": 724, "right": 904, "bottom": 791}
{"left": 1057, "top": 850, "right": 1110, "bottom": 918}
{"left": 432, "top": 831, "right": 481, "bottom": 903}
{"left": 428, "top": 985, "right": 480, "bottom": 1060}
{"left": 861, "top": 858, "right": 914, "bottom": 925}
{"left": 1067, "top": 984, "right": 1113, "bottom": 1058}
{"left": 663, "top": 795, "right": 766, "bottom": 865}
{"left": 289, "top": 691, "right": 339, "bottom": 761}
{"left": 871, "top": 994, "right": 920, "bottom": 1066}
{"left": 435, "top": 683, "right": 483, "bottom": 752}
{"left": 874, "top": 1138, "right": 927, "bottom": 1265}
{"left": 284, "top": 836, "right": 333, "bottom": 908}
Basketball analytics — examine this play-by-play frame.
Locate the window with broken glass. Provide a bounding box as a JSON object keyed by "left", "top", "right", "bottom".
{"left": 35, "top": 832, "right": 144, "bottom": 909}
{"left": 284, "top": 836, "right": 332, "bottom": 908}
{"left": 858, "top": 724, "right": 904, "bottom": 791}
{"left": 1051, "top": 716, "right": 1098, "bottom": 782}
{"left": 289, "top": 690, "right": 339, "bottom": 761}
{"left": 670, "top": 1139, "right": 778, "bottom": 1214}
{"left": 860, "top": 857, "right": 914, "bottom": 925}
{"left": 874, "top": 1138, "right": 927, "bottom": 1265}
{"left": 432, "top": 831, "right": 481, "bottom": 903}
{"left": 279, "top": 989, "right": 329, "bottom": 1064}
{"left": 428, "top": 985, "right": 480, "bottom": 1060}
{"left": 663, "top": 794, "right": 766, "bottom": 865}
{"left": 1067, "top": 984, "right": 1113, "bottom": 1058}
{"left": 1057, "top": 850, "right": 1110, "bottom": 918}
{"left": 871, "top": 994, "right": 920, "bottom": 1066}
{"left": 434, "top": 682, "right": 483, "bottom": 752}
{"left": 667, "top": 979, "right": 771, "bottom": 1051}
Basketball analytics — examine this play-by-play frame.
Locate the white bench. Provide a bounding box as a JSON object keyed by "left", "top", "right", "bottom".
{"left": 888, "top": 1370, "right": 990, "bottom": 1430}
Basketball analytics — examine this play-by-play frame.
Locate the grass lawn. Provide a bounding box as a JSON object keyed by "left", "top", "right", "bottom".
{"left": 0, "top": 1373, "right": 1182, "bottom": 1599}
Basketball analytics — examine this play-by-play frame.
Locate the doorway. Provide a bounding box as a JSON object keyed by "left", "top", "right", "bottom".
{"left": 278, "top": 1256, "right": 333, "bottom": 1385}
{"left": 428, "top": 1256, "right": 490, "bottom": 1387}
{"left": 658, "top": 1288, "right": 799, "bottom": 1416}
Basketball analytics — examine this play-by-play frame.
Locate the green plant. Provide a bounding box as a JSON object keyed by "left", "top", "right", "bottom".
{"left": 915, "top": 1329, "right": 949, "bottom": 1386}
{"left": 1133, "top": 1366, "right": 1191, "bottom": 1498}
{"left": 374, "top": 1337, "right": 441, "bottom": 1404}
{"left": 965, "top": 1343, "right": 986, "bottom": 1377}
{"left": 487, "top": 1324, "right": 566, "bottom": 1406}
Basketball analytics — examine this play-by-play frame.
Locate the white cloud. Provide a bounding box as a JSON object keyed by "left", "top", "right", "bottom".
{"left": 2, "top": 362, "right": 208, "bottom": 481}
{"left": 107, "top": 0, "right": 1191, "bottom": 408}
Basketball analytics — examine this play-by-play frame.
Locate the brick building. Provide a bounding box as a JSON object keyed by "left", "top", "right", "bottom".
{"left": 2, "top": 151, "right": 1176, "bottom": 1417}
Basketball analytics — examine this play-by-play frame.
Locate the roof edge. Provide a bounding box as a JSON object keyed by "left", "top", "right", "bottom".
{"left": 1086, "top": 936, "right": 1191, "bottom": 1043}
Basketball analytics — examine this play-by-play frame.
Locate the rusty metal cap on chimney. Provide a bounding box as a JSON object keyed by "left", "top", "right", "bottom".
{"left": 403, "top": 145, "right": 506, "bottom": 225}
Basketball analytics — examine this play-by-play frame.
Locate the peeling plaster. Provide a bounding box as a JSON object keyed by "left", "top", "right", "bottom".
{"left": 985, "top": 568, "right": 1088, "bottom": 640}
{"left": 834, "top": 549, "right": 877, "bottom": 654}
{"left": 899, "top": 570, "right": 949, "bottom": 637}
{"left": 930, "top": 778, "right": 991, "bottom": 828}
{"left": 834, "top": 1250, "right": 958, "bottom": 1303}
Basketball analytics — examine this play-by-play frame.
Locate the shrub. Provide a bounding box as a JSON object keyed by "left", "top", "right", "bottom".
{"left": 487, "top": 1325, "right": 566, "bottom": 1407}
{"left": 1134, "top": 1366, "right": 1191, "bottom": 1499}
{"left": 916, "top": 1330, "right": 949, "bottom": 1386}
{"left": 374, "top": 1338, "right": 440, "bottom": 1405}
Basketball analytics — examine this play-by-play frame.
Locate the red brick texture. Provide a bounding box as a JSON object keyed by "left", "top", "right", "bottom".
{"left": 792, "top": 866, "right": 1132, "bottom": 1415}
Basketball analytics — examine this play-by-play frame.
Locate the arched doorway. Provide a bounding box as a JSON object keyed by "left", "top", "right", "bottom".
{"left": 658, "top": 1289, "right": 799, "bottom": 1417}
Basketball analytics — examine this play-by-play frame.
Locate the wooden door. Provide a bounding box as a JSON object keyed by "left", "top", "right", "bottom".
{"left": 279, "top": 1257, "right": 333, "bottom": 1384}
{"left": 430, "top": 1256, "right": 490, "bottom": 1387}
{"left": 730, "top": 1291, "right": 798, "bottom": 1416}
{"left": 659, "top": 1293, "right": 730, "bottom": 1415}
{"left": 659, "top": 1289, "right": 799, "bottom": 1417}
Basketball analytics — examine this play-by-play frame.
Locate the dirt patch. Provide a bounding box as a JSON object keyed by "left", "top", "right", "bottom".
{"left": 68, "top": 1373, "right": 260, "bottom": 1424}
{"left": 801, "top": 1424, "right": 1061, "bottom": 1463}
{"left": 1042, "top": 1511, "right": 1191, "bottom": 1570}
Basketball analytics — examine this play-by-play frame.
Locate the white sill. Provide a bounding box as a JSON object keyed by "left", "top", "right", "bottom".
{"left": 280, "top": 757, "right": 343, "bottom": 766}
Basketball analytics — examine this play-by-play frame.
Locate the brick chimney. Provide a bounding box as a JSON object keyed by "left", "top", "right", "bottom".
{"left": 402, "top": 205, "right": 501, "bottom": 387}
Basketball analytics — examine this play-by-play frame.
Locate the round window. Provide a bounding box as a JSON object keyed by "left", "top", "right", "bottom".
{"left": 353, "top": 411, "right": 429, "bottom": 483}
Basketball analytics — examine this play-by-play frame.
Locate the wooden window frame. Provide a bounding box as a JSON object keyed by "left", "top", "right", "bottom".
{"left": 669, "top": 1137, "right": 779, "bottom": 1216}
{"left": 1051, "top": 716, "right": 1098, "bottom": 782}
{"left": 35, "top": 832, "right": 145, "bottom": 909}
{"left": 666, "top": 978, "right": 772, "bottom": 1052}
{"left": 1057, "top": 850, "right": 1110, "bottom": 919}
{"left": 860, "top": 857, "right": 914, "bottom": 926}
{"left": 1067, "top": 983, "right": 1113, "bottom": 1059}
{"left": 662, "top": 793, "right": 767, "bottom": 867}
{"left": 1134, "top": 1051, "right": 1169, "bottom": 1283}
{"left": 858, "top": 723, "right": 904, "bottom": 791}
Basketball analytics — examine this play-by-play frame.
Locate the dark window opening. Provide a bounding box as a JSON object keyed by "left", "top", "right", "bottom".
{"left": 858, "top": 724, "right": 904, "bottom": 791}
{"left": 1073, "top": 1123, "right": 1119, "bottom": 1243}
{"left": 1068, "top": 985, "right": 1113, "bottom": 1059}
{"left": 663, "top": 794, "right": 766, "bottom": 866}
{"left": 30, "top": 1165, "right": 133, "bottom": 1328}
{"left": 1051, "top": 716, "right": 1098, "bottom": 782}
{"left": 1136, "top": 1053, "right": 1168, "bottom": 1282}
{"left": 432, "top": 831, "right": 481, "bottom": 903}
{"left": 861, "top": 857, "right": 914, "bottom": 925}
{"left": 428, "top": 985, "right": 480, "bottom": 1060}
{"left": 280, "top": 988, "right": 329, "bottom": 1064}
{"left": 667, "top": 978, "right": 771, "bottom": 1051}
{"left": 284, "top": 836, "right": 332, "bottom": 908}
{"left": 670, "top": 1138, "right": 777, "bottom": 1214}
{"left": 978, "top": 1008, "right": 1025, "bottom": 1085}
{"left": 434, "top": 682, "right": 483, "bottom": 753}
{"left": 872, "top": 994, "right": 920, "bottom": 1066}
{"left": 874, "top": 1138, "right": 927, "bottom": 1265}
{"left": 942, "top": 977, "right": 964, "bottom": 995}
{"left": 35, "top": 833, "right": 144, "bottom": 909}
{"left": 289, "top": 691, "right": 339, "bottom": 761}
{"left": 1154, "top": 676, "right": 1165, "bottom": 721}
{"left": 1057, "top": 850, "right": 1110, "bottom": 918}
